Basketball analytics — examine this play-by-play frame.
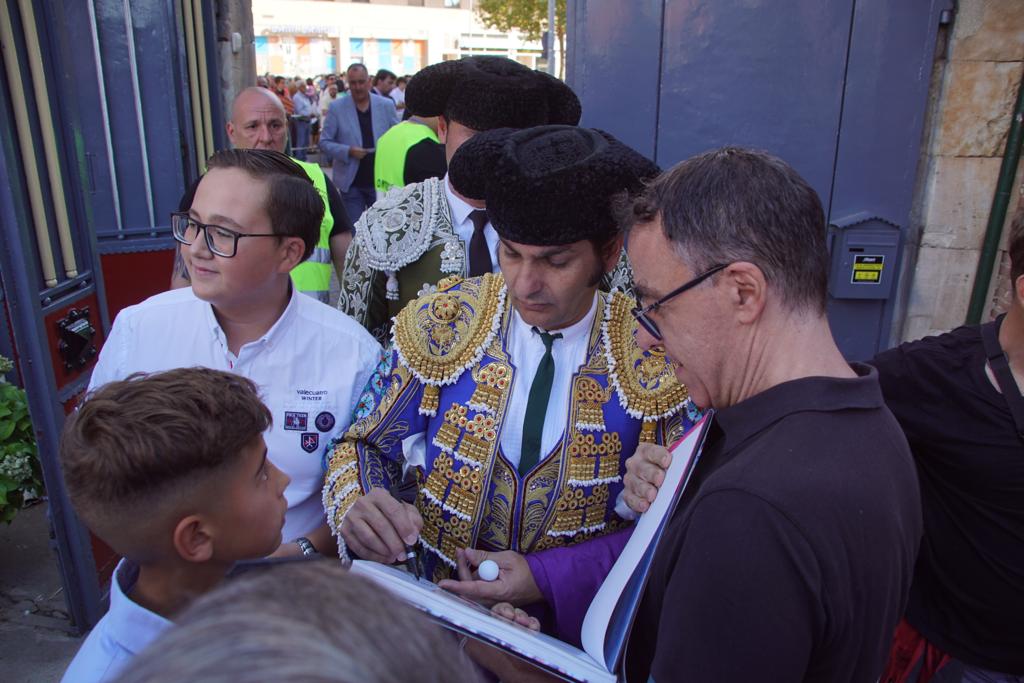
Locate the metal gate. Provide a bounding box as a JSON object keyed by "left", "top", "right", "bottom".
{"left": 568, "top": 0, "right": 950, "bottom": 360}
{"left": 0, "top": 0, "right": 222, "bottom": 632}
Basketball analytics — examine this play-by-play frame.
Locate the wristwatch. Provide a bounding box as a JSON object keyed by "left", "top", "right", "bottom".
{"left": 294, "top": 537, "right": 318, "bottom": 557}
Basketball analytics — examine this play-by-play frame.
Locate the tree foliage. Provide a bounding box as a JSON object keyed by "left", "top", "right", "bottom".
{"left": 476, "top": 0, "right": 566, "bottom": 46}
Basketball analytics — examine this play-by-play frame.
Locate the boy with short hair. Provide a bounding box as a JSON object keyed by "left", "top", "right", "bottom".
{"left": 60, "top": 368, "right": 290, "bottom": 683}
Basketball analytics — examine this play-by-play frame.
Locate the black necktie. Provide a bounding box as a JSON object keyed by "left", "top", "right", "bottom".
{"left": 468, "top": 209, "right": 491, "bottom": 277}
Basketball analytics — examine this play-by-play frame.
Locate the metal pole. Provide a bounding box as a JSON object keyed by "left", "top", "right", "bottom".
{"left": 966, "top": 71, "right": 1024, "bottom": 325}
{"left": 86, "top": 0, "right": 123, "bottom": 234}
{"left": 0, "top": 99, "right": 102, "bottom": 637}
{"left": 193, "top": 0, "right": 216, "bottom": 160}
{"left": 547, "top": 0, "right": 556, "bottom": 75}
{"left": 18, "top": 0, "right": 79, "bottom": 279}
{"left": 121, "top": 0, "right": 156, "bottom": 228}
{"left": 181, "top": 0, "right": 207, "bottom": 171}
{"left": 0, "top": 3, "right": 60, "bottom": 287}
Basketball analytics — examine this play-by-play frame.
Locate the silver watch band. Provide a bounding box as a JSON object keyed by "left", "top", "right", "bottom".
{"left": 294, "top": 537, "right": 317, "bottom": 556}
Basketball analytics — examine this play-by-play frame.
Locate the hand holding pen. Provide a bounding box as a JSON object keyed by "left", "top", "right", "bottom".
{"left": 337, "top": 487, "right": 423, "bottom": 569}
{"left": 389, "top": 476, "right": 425, "bottom": 580}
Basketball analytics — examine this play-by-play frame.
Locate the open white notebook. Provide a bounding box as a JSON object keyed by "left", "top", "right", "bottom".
{"left": 351, "top": 414, "right": 711, "bottom": 682}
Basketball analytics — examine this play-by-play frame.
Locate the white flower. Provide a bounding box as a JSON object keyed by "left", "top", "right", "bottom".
{"left": 0, "top": 453, "right": 32, "bottom": 482}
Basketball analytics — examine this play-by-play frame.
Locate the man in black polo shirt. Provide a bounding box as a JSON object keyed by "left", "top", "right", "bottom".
{"left": 871, "top": 211, "right": 1024, "bottom": 683}
{"left": 618, "top": 147, "right": 921, "bottom": 681}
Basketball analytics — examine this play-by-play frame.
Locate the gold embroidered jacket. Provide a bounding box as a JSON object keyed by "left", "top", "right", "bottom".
{"left": 324, "top": 273, "right": 696, "bottom": 580}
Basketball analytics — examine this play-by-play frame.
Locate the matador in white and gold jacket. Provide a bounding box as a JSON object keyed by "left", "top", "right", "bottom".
{"left": 324, "top": 126, "right": 700, "bottom": 581}
{"left": 324, "top": 272, "right": 698, "bottom": 580}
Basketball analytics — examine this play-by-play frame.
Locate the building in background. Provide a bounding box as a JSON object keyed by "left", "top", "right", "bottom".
{"left": 252, "top": 0, "right": 547, "bottom": 78}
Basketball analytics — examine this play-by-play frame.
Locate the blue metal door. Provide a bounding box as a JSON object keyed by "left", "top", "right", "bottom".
{"left": 568, "top": 0, "right": 948, "bottom": 359}
{"left": 0, "top": 0, "right": 223, "bottom": 632}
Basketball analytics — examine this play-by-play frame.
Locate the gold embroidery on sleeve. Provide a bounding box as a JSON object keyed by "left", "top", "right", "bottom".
{"left": 602, "top": 290, "right": 690, "bottom": 422}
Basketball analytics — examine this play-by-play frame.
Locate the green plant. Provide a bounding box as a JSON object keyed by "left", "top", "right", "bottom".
{"left": 0, "top": 364, "right": 43, "bottom": 523}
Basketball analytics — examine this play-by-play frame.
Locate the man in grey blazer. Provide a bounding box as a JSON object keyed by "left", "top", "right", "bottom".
{"left": 320, "top": 63, "right": 400, "bottom": 223}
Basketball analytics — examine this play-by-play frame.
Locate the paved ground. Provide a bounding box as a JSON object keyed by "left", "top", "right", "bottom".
{"left": 0, "top": 502, "right": 83, "bottom": 682}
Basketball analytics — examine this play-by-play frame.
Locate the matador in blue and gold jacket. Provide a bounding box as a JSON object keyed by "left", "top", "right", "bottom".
{"left": 323, "top": 272, "right": 697, "bottom": 581}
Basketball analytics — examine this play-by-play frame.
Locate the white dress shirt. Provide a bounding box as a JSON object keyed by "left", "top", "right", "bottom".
{"left": 60, "top": 559, "right": 171, "bottom": 683}
{"left": 89, "top": 286, "right": 382, "bottom": 541}
{"left": 500, "top": 294, "right": 598, "bottom": 469}
{"left": 444, "top": 174, "right": 500, "bottom": 273}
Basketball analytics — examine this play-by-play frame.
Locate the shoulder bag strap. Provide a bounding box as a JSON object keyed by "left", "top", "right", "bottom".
{"left": 980, "top": 315, "right": 1024, "bottom": 439}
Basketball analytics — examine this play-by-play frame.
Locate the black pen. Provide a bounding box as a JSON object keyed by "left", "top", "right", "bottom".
{"left": 389, "top": 478, "right": 423, "bottom": 580}
{"left": 403, "top": 542, "right": 421, "bottom": 581}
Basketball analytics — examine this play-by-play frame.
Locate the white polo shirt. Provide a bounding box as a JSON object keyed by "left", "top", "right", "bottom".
{"left": 61, "top": 559, "right": 170, "bottom": 683}
{"left": 89, "top": 286, "right": 381, "bottom": 541}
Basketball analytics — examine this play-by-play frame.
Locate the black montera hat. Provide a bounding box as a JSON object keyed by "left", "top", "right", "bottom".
{"left": 405, "top": 56, "right": 581, "bottom": 131}
{"left": 448, "top": 125, "right": 659, "bottom": 246}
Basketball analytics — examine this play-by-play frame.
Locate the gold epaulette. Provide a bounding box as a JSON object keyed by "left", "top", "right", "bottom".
{"left": 601, "top": 289, "right": 690, "bottom": 422}
{"left": 392, "top": 273, "right": 506, "bottom": 416}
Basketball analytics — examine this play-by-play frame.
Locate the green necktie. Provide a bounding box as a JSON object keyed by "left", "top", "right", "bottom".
{"left": 520, "top": 327, "right": 562, "bottom": 476}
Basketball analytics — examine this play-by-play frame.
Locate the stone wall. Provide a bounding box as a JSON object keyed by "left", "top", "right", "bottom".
{"left": 899, "top": 0, "right": 1024, "bottom": 342}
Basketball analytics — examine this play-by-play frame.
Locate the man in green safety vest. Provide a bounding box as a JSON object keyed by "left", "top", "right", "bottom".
{"left": 170, "top": 87, "right": 354, "bottom": 304}
{"left": 373, "top": 114, "right": 447, "bottom": 194}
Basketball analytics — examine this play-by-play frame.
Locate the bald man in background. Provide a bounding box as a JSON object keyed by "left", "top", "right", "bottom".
{"left": 170, "top": 87, "right": 354, "bottom": 301}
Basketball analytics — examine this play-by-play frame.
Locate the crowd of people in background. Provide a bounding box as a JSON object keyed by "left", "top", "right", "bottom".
{"left": 254, "top": 68, "right": 411, "bottom": 161}
{"left": 249, "top": 66, "right": 441, "bottom": 226}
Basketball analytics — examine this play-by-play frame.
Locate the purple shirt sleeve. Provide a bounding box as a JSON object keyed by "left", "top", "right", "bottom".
{"left": 525, "top": 528, "right": 633, "bottom": 646}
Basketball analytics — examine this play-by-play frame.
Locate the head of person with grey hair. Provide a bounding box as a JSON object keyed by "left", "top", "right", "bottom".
{"left": 627, "top": 145, "right": 837, "bottom": 409}
{"left": 114, "top": 560, "right": 479, "bottom": 683}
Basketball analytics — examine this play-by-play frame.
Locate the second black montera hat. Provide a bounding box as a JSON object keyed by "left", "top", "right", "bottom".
{"left": 404, "top": 56, "right": 581, "bottom": 132}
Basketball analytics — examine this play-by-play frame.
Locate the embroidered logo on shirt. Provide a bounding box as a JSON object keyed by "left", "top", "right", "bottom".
{"left": 284, "top": 412, "right": 308, "bottom": 431}
{"left": 296, "top": 389, "right": 328, "bottom": 402}
{"left": 301, "top": 432, "right": 320, "bottom": 453}
{"left": 314, "top": 411, "right": 336, "bottom": 432}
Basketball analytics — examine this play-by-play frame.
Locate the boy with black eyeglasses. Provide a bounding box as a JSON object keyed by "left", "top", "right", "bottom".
{"left": 89, "top": 149, "right": 381, "bottom": 560}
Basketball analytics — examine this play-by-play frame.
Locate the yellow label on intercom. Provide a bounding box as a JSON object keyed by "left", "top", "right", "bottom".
{"left": 851, "top": 255, "right": 884, "bottom": 284}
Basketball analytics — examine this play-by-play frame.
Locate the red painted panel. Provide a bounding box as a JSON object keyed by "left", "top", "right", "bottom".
{"left": 42, "top": 294, "right": 105, "bottom": 392}
{"left": 86, "top": 251, "right": 174, "bottom": 583}
{"left": 100, "top": 250, "right": 174, "bottom": 322}
{"left": 63, "top": 388, "right": 86, "bottom": 415}
{"left": 89, "top": 532, "right": 118, "bottom": 585}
